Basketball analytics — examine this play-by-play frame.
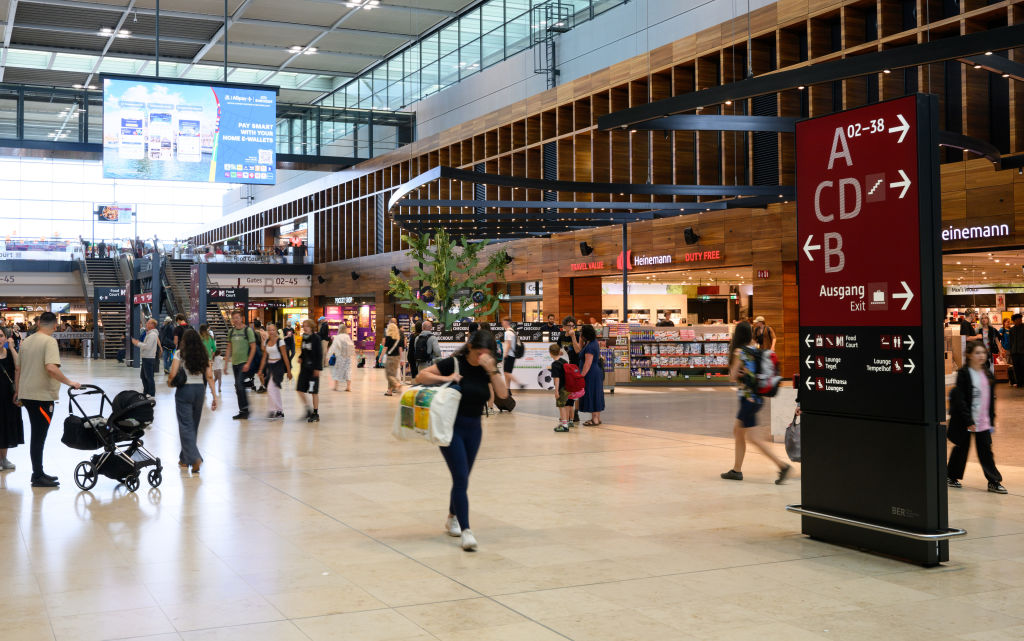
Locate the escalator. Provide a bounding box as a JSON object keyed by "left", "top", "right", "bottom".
{"left": 83, "top": 258, "right": 127, "bottom": 359}
{"left": 161, "top": 259, "right": 231, "bottom": 351}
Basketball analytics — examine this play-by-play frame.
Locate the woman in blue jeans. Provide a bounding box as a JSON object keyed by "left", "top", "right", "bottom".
{"left": 416, "top": 330, "right": 509, "bottom": 551}
{"left": 168, "top": 329, "right": 218, "bottom": 474}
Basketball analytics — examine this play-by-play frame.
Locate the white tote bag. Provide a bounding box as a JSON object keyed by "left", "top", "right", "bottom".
{"left": 391, "top": 359, "right": 461, "bottom": 446}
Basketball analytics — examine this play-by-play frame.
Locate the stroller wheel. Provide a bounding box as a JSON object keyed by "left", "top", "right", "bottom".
{"left": 74, "top": 461, "right": 97, "bottom": 491}
{"left": 124, "top": 473, "right": 141, "bottom": 493}
{"left": 147, "top": 468, "right": 162, "bottom": 488}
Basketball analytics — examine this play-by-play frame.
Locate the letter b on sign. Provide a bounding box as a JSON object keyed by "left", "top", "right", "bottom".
{"left": 824, "top": 233, "right": 845, "bottom": 273}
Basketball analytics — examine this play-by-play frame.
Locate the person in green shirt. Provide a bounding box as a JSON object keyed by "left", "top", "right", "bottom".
{"left": 223, "top": 310, "right": 256, "bottom": 420}
{"left": 199, "top": 324, "right": 216, "bottom": 357}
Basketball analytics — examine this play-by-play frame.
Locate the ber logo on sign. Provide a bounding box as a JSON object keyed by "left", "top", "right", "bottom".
{"left": 797, "top": 95, "right": 921, "bottom": 327}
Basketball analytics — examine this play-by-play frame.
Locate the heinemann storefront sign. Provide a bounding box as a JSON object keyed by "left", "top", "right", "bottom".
{"left": 941, "top": 223, "right": 1011, "bottom": 241}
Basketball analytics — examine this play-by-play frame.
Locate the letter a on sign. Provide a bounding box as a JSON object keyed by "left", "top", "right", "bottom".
{"left": 827, "top": 127, "right": 853, "bottom": 169}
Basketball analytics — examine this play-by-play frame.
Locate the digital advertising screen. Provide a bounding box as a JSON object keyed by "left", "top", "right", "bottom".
{"left": 102, "top": 76, "right": 277, "bottom": 185}
{"left": 95, "top": 204, "right": 134, "bottom": 223}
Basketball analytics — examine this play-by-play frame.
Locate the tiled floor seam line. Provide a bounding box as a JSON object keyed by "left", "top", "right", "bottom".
{"left": 269, "top": 443, "right": 705, "bottom": 474}
{"left": 483, "top": 553, "right": 844, "bottom": 599}
{"left": 246, "top": 472, "right": 576, "bottom": 641}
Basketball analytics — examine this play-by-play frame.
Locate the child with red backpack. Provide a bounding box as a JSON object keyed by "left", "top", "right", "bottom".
{"left": 550, "top": 344, "right": 585, "bottom": 432}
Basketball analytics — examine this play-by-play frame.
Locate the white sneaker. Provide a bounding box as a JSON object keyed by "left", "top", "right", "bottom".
{"left": 0, "top": 458, "right": 14, "bottom": 470}
{"left": 460, "top": 529, "right": 477, "bottom": 551}
{"left": 445, "top": 515, "right": 461, "bottom": 537}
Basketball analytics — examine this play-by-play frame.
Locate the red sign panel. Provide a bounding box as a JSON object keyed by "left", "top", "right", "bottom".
{"left": 797, "top": 95, "right": 921, "bottom": 327}
{"left": 133, "top": 292, "right": 152, "bottom": 304}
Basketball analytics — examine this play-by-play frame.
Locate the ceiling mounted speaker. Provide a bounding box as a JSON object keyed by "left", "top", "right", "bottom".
{"left": 684, "top": 227, "right": 701, "bottom": 245}
{"left": 504, "top": 254, "right": 514, "bottom": 264}
{"left": 351, "top": 271, "right": 360, "bottom": 280}
{"left": 421, "top": 287, "right": 435, "bottom": 303}
{"left": 391, "top": 266, "right": 401, "bottom": 275}
{"left": 471, "top": 290, "right": 486, "bottom": 304}
{"left": 316, "top": 275, "right": 326, "bottom": 284}
{"left": 579, "top": 242, "right": 594, "bottom": 256}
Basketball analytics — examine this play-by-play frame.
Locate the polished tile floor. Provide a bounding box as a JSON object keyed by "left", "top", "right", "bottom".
{"left": 1, "top": 358, "right": 1023, "bottom": 641}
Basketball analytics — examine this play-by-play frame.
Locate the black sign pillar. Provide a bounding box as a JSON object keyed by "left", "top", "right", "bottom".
{"left": 793, "top": 94, "right": 962, "bottom": 565}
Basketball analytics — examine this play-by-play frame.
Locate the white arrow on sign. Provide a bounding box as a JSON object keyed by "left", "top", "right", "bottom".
{"left": 806, "top": 376, "right": 815, "bottom": 391}
{"left": 805, "top": 355, "right": 814, "bottom": 369}
{"left": 888, "top": 113, "right": 910, "bottom": 143}
{"left": 805, "top": 334, "right": 814, "bottom": 348}
{"left": 905, "top": 335, "right": 915, "bottom": 350}
{"left": 803, "top": 235, "right": 821, "bottom": 261}
{"left": 890, "top": 169, "right": 911, "bottom": 199}
{"left": 892, "top": 280, "right": 914, "bottom": 311}
{"left": 906, "top": 358, "right": 916, "bottom": 374}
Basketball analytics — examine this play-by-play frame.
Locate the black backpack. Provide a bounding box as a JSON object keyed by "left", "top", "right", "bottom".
{"left": 415, "top": 333, "right": 431, "bottom": 363}
{"left": 511, "top": 328, "right": 525, "bottom": 359}
{"left": 159, "top": 324, "right": 175, "bottom": 349}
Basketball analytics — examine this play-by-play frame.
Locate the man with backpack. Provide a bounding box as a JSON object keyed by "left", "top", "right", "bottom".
{"left": 501, "top": 318, "right": 524, "bottom": 391}
{"left": 414, "top": 320, "right": 442, "bottom": 374}
{"left": 224, "top": 310, "right": 256, "bottom": 420}
{"left": 159, "top": 317, "right": 176, "bottom": 372}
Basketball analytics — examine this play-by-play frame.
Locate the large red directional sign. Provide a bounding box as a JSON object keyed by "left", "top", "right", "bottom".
{"left": 798, "top": 95, "right": 920, "bottom": 326}
{"left": 797, "top": 95, "right": 942, "bottom": 424}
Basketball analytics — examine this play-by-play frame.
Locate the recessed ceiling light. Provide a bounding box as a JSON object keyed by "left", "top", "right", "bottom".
{"left": 883, "top": 69, "right": 891, "bottom": 74}
{"left": 117, "top": 29, "right": 131, "bottom": 37}
{"left": 974, "top": 64, "right": 982, "bottom": 69}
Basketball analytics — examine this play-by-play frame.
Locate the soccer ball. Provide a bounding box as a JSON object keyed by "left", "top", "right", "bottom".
{"left": 537, "top": 369, "right": 554, "bottom": 390}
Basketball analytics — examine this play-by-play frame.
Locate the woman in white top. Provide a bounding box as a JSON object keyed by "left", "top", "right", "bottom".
{"left": 258, "top": 323, "right": 292, "bottom": 419}
{"left": 326, "top": 323, "right": 355, "bottom": 392}
{"left": 168, "top": 329, "right": 217, "bottom": 474}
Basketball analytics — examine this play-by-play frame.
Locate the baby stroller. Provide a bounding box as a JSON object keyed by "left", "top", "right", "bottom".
{"left": 62, "top": 385, "right": 162, "bottom": 492}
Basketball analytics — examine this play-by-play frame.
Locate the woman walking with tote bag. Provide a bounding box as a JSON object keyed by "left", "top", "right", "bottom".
{"left": 415, "top": 330, "right": 509, "bottom": 551}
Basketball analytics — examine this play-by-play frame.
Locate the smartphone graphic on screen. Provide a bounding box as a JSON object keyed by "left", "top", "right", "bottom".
{"left": 118, "top": 102, "right": 145, "bottom": 160}
{"left": 148, "top": 111, "right": 173, "bottom": 160}
{"left": 177, "top": 119, "right": 202, "bottom": 162}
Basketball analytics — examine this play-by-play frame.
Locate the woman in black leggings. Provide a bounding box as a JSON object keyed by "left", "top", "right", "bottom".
{"left": 415, "top": 330, "right": 509, "bottom": 551}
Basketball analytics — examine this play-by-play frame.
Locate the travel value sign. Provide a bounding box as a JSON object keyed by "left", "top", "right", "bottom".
{"left": 797, "top": 95, "right": 942, "bottom": 424}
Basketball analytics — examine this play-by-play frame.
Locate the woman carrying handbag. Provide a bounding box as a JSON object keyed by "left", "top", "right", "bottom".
{"left": 0, "top": 331, "right": 24, "bottom": 471}
{"left": 947, "top": 342, "right": 1007, "bottom": 493}
{"left": 258, "top": 323, "right": 292, "bottom": 419}
{"left": 415, "top": 330, "right": 509, "bottom": 551}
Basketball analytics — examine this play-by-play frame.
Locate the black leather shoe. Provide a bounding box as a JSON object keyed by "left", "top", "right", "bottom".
{"left": 232, "top": 412, "right": 249, "bottom": 420}
{"left": 31, "top": 475, "right": 60, "bottom": 488}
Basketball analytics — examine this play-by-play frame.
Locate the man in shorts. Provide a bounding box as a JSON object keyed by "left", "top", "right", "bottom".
{"left": 297, "top": 319, "right": 323, "bottom": 423}
{"left": 501, "top": 318, "right": 517, "bottom": 391}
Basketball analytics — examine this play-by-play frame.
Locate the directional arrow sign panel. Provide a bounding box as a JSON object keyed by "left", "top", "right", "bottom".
{"left": 798, "top": 94, "right": 923, "bottom": 327}
{"left": 796, "top": 95, "right": 948, "bottom": 565}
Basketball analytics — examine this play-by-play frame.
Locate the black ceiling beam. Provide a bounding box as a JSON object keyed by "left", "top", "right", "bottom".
{"left": 937, "top": 131, "right": 1002, "bottom": 165}
{"left": 631, "top": 115, "right": 800, "bottom": 132}
{"left": 961, "top": 54, "right": 1024, "bottom": 82}
{"left": 394, "top": 200, "right": 675, "bottom": 210}
{"left": 387, "top": 165, "right": 794, "bottom": 209}
{"left": 598, "top": 24, "right": 1024, "bottom": 130}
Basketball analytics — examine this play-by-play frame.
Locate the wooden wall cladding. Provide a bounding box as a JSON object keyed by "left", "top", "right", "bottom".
{"left": 192, "top": 0, "right": 1023, "bottom": 257}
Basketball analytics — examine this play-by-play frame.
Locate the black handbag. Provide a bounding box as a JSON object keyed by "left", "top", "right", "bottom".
{"left": 169, "top": 366, "right": 188, "bottom": 388}
{"left": 494, "top": 391, "right": 516, "bottom": 412}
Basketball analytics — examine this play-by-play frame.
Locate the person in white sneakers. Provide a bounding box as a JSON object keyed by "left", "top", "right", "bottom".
{"left": 415, "top": 330, "right": 509, "bottom": 551}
